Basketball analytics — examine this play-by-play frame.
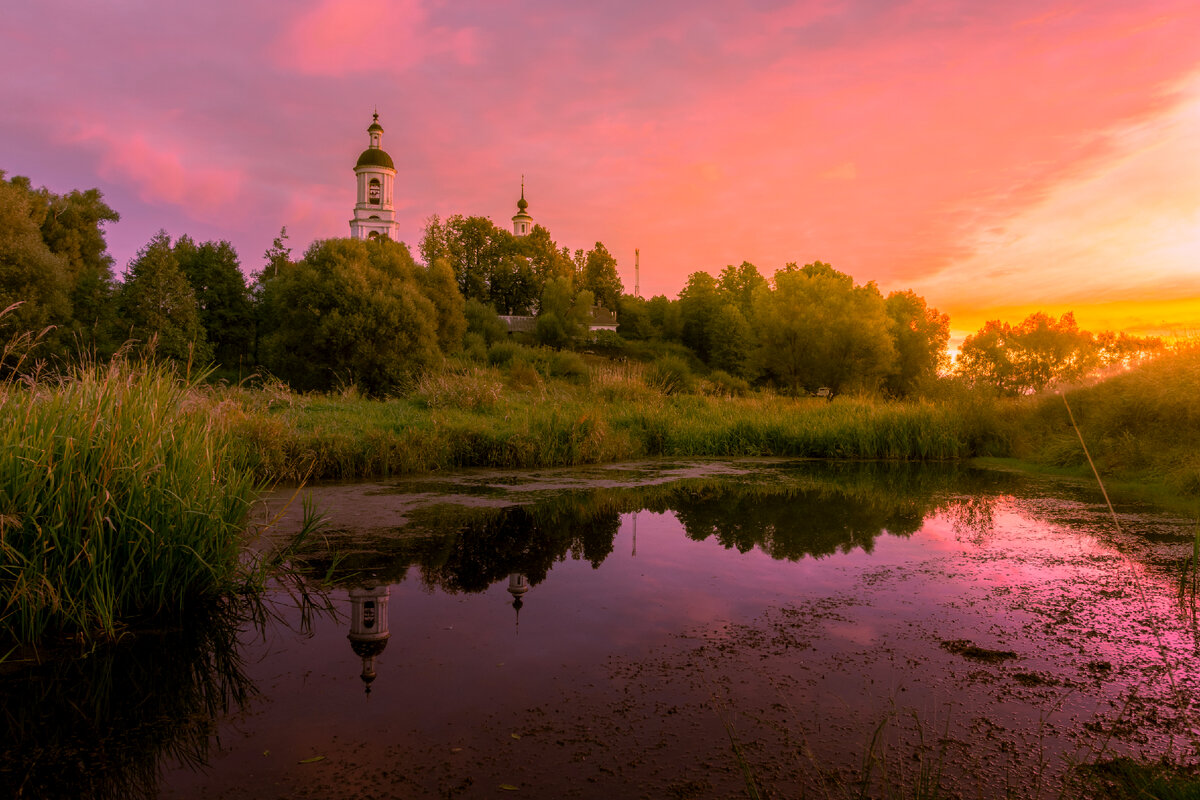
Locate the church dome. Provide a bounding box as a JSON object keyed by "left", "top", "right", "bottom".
{"left": 356, "top": 148, "right": 395, "bottom": 170}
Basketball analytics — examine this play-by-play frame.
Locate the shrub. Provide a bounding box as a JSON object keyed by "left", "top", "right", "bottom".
{"left": 645, "top": 355, "right": 694, "bottom": 395}
{"left": 488, "top": 341, "right": 521, "bottom": 366}
{"left": 704, "top": 370, "right": 751, "bottom": 397}
{"left": 413, "top": 368, "right": 503, "bottom": 411}
{"left": 549, "top": 351, "right": 590, "bottom": 385}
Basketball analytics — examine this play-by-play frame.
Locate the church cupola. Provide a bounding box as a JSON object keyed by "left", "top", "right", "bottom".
{"left": 511, "top": 178, "right": 533, "bottom": 236}
{"left": 350, "top": 112, "right": 400, "bottom": 241}
{"left": 347, "top": 585, "right": 391, "bottom": 693}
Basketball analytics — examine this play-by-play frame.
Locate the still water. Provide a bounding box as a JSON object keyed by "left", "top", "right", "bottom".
{"left": 4, "top": 460, "right": 1200, "bottom": 798}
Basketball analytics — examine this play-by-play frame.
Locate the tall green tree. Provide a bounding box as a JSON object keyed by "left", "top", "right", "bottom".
{"left": 717, "top": 261, "right": 766, "bottom": 317}
{"left": 580, "top": 242, "right": 623, "bottom": 311}
{"left": 709, "top": 303, "right": 755, "bottom": 378}
{"left": 883, "top": 290, "right": 950, "bottom": 396}
{"left": 117, "top": 231, "right": 211, "bottom": 364}
{"left": 752, "top": 262, "right": 896, "bottom": 393}
{"left": 678, "top": 271, "right": 722, "bottom": 363}
{"left": 258, "top": 237, "right": 448, "bottom": 393}
{"left": 0, "top": 175, "right": 71, "bottom": 338}
{"left": 421, "top": 258, "right": 468, "bottom": 353}
{"left": 173, "top": 236, "right": 253, "bottom": 369}
{"left": 31, "top": 183, "right": 120, "bottom": 352}
{"left": 958, "top": 311, "right": 1098, "bottom": 395}
{"left": 420, "top": 214, "right": 512, "bottom": 302}
{"left": 536, "top": 277, "right": 592, "bottom": 349}
{"left": 617, "top": 295, "right": 654, "bottom": 340}
{"left": 516, "top": 225, "right": 574, "bottom": 292}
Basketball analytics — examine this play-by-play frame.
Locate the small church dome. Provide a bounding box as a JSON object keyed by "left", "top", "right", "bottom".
{"left": 356, "top": 148, "right": 396, "bottom": 170}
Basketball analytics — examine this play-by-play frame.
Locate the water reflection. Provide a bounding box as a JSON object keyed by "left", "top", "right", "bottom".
{"left": 0, "top": 603, "right": 253, "bottom": 800}
{"left": 295, "top": 461, "right": 1017, "bottom": 592}
{"left": 347, "top": 586, "right": 391, "bottom": 693}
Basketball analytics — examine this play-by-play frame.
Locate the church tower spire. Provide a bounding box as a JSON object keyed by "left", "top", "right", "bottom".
{"left": 511, "top": 177, "right": 533, "bottom": 236}
{"left": 350, "top": 112, "right": 400, "bottom": 241}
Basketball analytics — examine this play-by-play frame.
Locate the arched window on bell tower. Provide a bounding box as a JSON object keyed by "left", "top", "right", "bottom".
{"left": 368, "top": 178, "right": 381, "bottom": 205}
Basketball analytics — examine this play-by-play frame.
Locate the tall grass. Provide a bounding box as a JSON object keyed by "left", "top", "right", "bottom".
{"left": 209, "top": 364, "right": 1015, "bottom": 483}
{"left": 0, "top": 359, "right": 258, "bottom": 647}
{"left": 1017, "top": 345, "right": 1200, "bottom": 495}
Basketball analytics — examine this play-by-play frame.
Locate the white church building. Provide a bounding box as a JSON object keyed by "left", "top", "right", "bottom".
{"left": 349, "top": 113, "right": 534, "bottom": 241}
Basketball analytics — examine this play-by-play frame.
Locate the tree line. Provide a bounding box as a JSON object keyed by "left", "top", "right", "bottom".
{"left": 0, "top": 171, "right": 1164, "bottom": 396}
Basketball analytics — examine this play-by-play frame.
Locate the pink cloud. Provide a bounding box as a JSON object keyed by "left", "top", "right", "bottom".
{"left": 273, "top": 0, "right": 480, "bottom": 76}
{"left": 67, "top": 124, "right": 244, "bottom": 219}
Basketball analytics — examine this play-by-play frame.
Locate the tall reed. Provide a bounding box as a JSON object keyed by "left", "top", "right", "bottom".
{"left": 0, "top": 359, "right": 258, "bottom": 647}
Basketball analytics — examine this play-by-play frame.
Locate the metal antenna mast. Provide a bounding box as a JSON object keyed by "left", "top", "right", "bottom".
{"left": 634, "top": 248, "right": 640, "bottom": 298}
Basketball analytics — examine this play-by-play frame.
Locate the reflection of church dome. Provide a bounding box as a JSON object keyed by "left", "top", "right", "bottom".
{"left": 350, "top": 638, "right": 389, "bottom": 659}
{"left": 348, "top": 585, "right": 391, "bottom": 694}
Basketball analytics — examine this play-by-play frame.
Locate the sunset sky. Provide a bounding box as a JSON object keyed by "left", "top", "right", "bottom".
{"left": 3, "top": 0, "right": 1198, "bottom": 342}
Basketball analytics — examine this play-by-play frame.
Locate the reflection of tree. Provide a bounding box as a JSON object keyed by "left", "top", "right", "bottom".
{"left": 0, "top": 602, "right": 253, "bottom": 800}
{"left": 672, "top": 484, "right": 925, "bottom": 559}
{"left": 417, "top": 505, "right": 618, "bottom": 593}
{"left": 294, "top": 462, "right": 1027, "bottom": 592}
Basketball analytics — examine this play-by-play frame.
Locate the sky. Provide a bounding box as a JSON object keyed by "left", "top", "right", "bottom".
{"left": 3, "top": 0, "right": 1198, "bottom": 343}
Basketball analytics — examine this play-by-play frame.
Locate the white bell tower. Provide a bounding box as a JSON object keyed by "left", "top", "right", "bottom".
{"left": 350, "top": 112, "right": 400, "bottom": 241}
{"left": 511, "top": 178, "right": 533, "bottom": 236}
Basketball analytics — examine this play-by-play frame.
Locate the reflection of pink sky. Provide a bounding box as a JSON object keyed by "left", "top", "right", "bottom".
{"left": 159, "top": 497, "right": 1200, "bottom": 796}
{"left": 3, "top": 1, "right": 1198, "bottom": 336}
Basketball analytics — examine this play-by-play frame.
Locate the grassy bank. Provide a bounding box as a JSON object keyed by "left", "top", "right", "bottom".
{"left": 0, "top": 360, "right": 258, "bottom": 648}
{"left": 199, "top": 346, "right": 1200, "bottom": 498}
{"left": 4, "top": 344, "right": 1196, "bottom": 647}
{"left": 1012, "top": 346, "right": 1200, "bottom": 498}
{"left": 211, "top": 361, "right": 1016, "bottom": 483}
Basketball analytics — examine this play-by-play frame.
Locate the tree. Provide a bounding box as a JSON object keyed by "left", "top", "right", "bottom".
{"left": 678, "top": 271, "right": 722, "bottom": 363}
{"left": 117, "top": 231, "right": 211, "bottom": 364}
{"left": 0, "top": 175, "right": 71, "bottom": 338}
{"left": 515, "top": 224, "right": 574, "bottom": 296}
{"left": 958, "top": 311, "right": 1098, "bottom": 395}
{"left": 617, "top": 295, "right": 654, "bottom": 340}
{"left": 420, "top": 214, "right": 512, "bottom": 302}
{"left": 258, "top": 237, "right": 448, "bottom": 393}
{"left": 173, "top": 236, "right": 253, "bottom": 368}
{"left": 580, "top": 242, "right": 623, "bottom": 311}
{"left": 717, "top": 261, "right": 766, "bottom": 317}
{"left": 646, "top": 295, "right": 682, "bottom": 341}
{"left": 31, "top": 182, "right": 120, "bottom": 352}
{"left": 752, "top": 262, "right": 896, "bottom": 393}
{"left": 421, "top": 258, "right": 467, "bottom": 353}
{"left": 883, "top": 290, "right": 950, "bottom": 396}
{"left": 536, "top": 277, "right": 591, "bottom": 349}
{"left": 709, "top": 303, "right": 755, "bottom": 378}
{"left": 488, "top": 253, "right": 538, "bottom": 315}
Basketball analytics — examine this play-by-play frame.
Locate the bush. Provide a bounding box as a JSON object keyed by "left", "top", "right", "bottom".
{"left": 704, "top": 370, "right": 751, "bottom": 397}
{"left": 413, "top": 368, "right": 503, "bottom": 411}
{"left": 507, "top": 359, "right": 543, "bottom": 392}
{"left": 488, "top": 341, "right": 521, "bottom": 366}
{"left": 463, "top": 332, "right": 488, "bottom": 363}
{"left": 645, "top": 355, "right": 694, "bottom": 395}
{"left": 548, "top": 351, "right": 590, "bottom": 385}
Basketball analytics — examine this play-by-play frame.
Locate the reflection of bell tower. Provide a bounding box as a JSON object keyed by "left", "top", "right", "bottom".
{"left": 347, "top": 585, "right": 391, "bottom": 693}
{"left": 349, "top": 112, "right": 400, "bottom": 241}
{"left": 506, "top": 573, "right": 529, "bottom": 632}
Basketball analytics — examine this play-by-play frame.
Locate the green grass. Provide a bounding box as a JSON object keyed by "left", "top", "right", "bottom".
{"left": 1015, "top": 346, "right": 1200, "bottom": 496}
{"left": 0, "top": 359, "right": 259, "bottom": 647}
{"left": 212, "top": 361, "right": 1016, "bottom": 483}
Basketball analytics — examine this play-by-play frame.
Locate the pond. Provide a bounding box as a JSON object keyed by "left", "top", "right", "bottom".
{"left": 3, "top": 459, "right": 1200, "bottom": 798}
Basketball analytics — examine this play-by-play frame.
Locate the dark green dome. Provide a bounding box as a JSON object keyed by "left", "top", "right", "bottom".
{"left": 356, "top": 148, "right": 395, "bottom": 170}
{"left": 367, "top": 121, "right": 384, "bottom": 133}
